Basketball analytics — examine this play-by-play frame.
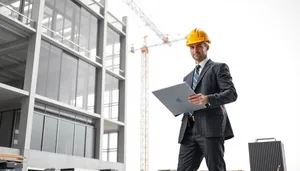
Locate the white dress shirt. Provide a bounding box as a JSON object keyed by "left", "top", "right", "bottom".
{"left": 195, "top": 57, "right": 209, "bottom": 75}
{"left": 195, "top": 57, "right": 211, "bottom": 106}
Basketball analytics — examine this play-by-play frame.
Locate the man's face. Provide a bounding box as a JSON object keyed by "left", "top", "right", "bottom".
{"left": 189, "top": 42, "right": 209, "bottom": 63}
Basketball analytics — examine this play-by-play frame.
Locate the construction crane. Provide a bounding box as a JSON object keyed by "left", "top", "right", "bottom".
{"left": 122, "top": 0, "right": 169, "bottom": 44}
{"left": 122, "top": 1, "right": 185, "bottom": 171}
{"left": 132, "top": 35, "right": 186, "bottom": 171}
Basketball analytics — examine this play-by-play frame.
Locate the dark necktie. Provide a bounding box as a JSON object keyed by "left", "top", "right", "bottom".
{"left": 189, "top": 65, "right": 201, "bottom": 116}
{"left": 192, "top": 65, "right": 201, "bottom": 90}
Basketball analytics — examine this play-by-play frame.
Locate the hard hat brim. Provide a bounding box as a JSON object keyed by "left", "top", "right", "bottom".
{"left": 186, "top": 40, "right": 211, "bottom": 46}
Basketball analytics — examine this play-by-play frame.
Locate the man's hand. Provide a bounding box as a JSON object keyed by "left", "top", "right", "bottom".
{"left": 189, "top": 93, "right": 209, "bottom": 104}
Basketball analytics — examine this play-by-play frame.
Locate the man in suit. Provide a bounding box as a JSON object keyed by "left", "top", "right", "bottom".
{"left": 176, "top": 28, "right": 238, "bottom": 171}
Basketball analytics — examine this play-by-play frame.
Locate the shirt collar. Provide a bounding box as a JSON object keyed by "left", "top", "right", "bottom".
{"left": 196, "top": 57, "right": 209, "bottom": 69}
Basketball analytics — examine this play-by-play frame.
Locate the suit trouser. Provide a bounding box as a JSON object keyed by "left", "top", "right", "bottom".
{"left": 177, "top": 121, "right": 226, "bottom": 171}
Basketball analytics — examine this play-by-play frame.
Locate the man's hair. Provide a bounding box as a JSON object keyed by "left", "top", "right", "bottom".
{"left": 203, "top": 41, "right": 209, "bottom": 46}
{"left": 201, "top": 41, "right": 209, "bottom": 48}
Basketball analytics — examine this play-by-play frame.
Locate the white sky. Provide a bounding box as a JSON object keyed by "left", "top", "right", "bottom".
{"left": 109, "top": 0, "right": 300, "bottom": 170}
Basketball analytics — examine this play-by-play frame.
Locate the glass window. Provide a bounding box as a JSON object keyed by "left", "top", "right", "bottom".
{"left": 104, "top": 91, "right": 110, "bottom": 104}
{"left": 106, "top": 44, "right": 112, "bottom": 57}
{"left": 109, "top": 132, "right": 118, "bottom": 149}
{"left": 57, "top": 120, "right": 74, "bottom": 155}
{"left": 36, "top": 41, "right": 50, "bottom": 96}
{"left": 103, "top": 106, "right": 109, "bottom": 118}
{"left": 104, "top": 74, "right": 120, "bottom": 119}
{"left": 106, "top": 27, "right": 121, "bottom": 72}
{"left": 32, "top": 104, "right": 96, "bottom": 158}
{"left": 78, "top": 8, "right": 98, "bottom": 59}
{"left": 103, "top": 134, "right": 108, "bottom": 150}
{"left": 104, "top": 56, "right": 113, "bottom": 67}
{"left": 43, "top": 116, "right": 58, "bottom": 153}
{"left": 103, "top": 132, "right": 118, "bottom": 162}
{"left": 73, "top": 3, "right": 81, "bottom": 50}
{"left": 85, "top": 127, "right": 95, "bottom": 158}
{"left": 111, "top": 105, "right": 119, "bottom": 120}
{"left": 87, "top": 66, "right": 96, "bottom": 112}
{"left": 89, "top": 15, "right": 98, "bottom": 59}
{"left": 76, "top": 60, "right": 89, "bottom": 109}
{"left": 43, "top": 0, "right": 81, "bottom": 50}
{"left": 54, "top": 0, "right": 65, "bottom": 42}
{"left": 42, "top": 0, "right": 98, "bottom": 60}
{"left": 22, "top": 0, "right": 34, "bottom": 24}
{"left": 63, "top": 15, "right": 72, "bottom": 47}
{"left": 42, "top": 4, "right": 54, "bottom": 36}
{"left": 0, "top": 0, "right": 21, "bottom": 13}
{"left": 59, "top": 53, "right": 78, "bottom": 106}
{"left": 109, "top": 151, "right": 117, "bottom": 162}
{"left": 63, "top": 0, "right": 79, "bottom": 48}
{"left": 89, "top": 0, "right": 101, "bottom": 14}
{"left": 30, "top": 113, "right": 44, "bottom": 150}
{"left": 75, "top": 60, "right": 95, "bottom": 112}
{"left": 102, "top": 133, "right": 108, "bottom": 161}
{"left": 112, "top": 89, "right": 119, "bottom": 103}
{"left": 79, "top": 8, "right": 90, "bottom": 57}
{"left": 102, "top": 152, "right": 108, "bottom": 161}
{"left": 46, "top": 45, "right": 62, "bottom": 100}
{"left": 105, "top": 74, "right": 120, "bottom": 97}
{"left": 37, "top": 41, "right": 96, "bottom": 110}
{"left": 74, "top": 124, "right": 86, "bottom": 157}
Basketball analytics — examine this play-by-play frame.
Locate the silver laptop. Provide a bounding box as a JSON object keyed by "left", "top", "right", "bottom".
{"left": 152, "top": 82, "right": 207, "bottom": 116}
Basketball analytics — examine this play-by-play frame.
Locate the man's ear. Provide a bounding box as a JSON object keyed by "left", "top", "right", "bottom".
{"left": 206, "top": 44, "right": 210, "bottom": 51}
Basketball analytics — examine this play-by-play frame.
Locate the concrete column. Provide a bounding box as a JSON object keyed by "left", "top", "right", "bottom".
{"left": 119, "top": 17, "right": 128, "bottom": 123}
{"left": 17, "top": 0, "right": 45, "bottom": 169}
{"left": 95, "top": 0, "right": 108, "bottom": 160}
{"left": 117, "top": 16, "right": 128, "bottom": 164}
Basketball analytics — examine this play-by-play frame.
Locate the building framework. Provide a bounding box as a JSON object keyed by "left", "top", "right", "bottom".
{"left": 0, "top": 0, "right": 128, "bottom": 170}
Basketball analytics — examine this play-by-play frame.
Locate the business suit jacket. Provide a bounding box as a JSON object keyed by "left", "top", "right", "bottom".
{"left": 178, "top": 59, "right": 237, "bottom": 144}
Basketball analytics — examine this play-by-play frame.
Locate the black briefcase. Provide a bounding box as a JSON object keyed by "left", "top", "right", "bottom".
{"left": 248, "top": 138, "right": 287, "bottom": 171}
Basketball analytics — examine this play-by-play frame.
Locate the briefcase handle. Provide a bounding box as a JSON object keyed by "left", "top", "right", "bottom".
{"left": 255, "top": 137, "right": 277, "bottom": 142}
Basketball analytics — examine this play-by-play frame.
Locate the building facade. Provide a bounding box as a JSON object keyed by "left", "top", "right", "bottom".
{"left": 0, "top": 0, "right": 128, "bottom": 170}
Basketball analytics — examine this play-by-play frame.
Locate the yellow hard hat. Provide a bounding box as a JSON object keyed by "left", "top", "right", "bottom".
{"left": 186, "top": 28, "right": 211, "bottom": 46}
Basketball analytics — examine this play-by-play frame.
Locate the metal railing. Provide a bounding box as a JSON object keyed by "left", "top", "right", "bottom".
{"left": 105, "top": 63, "right": 125, "bottom": 77}
{"left": 107, "top": 11, "right": 126, "bottom": 32}
{"left": 80, "top": 0, "right": 104, "bottom": 16}
{"left": 90, "top": 0, "right": 104, "bottom": 8}
{"left": 42, "top": 25, "right": 101, "bottom": 63}
{"left": 79, "top": 0, "right": 126, "bottom": 33}
{"left": 0, "top": 2, "right": 35, "bottom": 28}
{"left": 104, "top": 53, "right": 125, "bottom": 76}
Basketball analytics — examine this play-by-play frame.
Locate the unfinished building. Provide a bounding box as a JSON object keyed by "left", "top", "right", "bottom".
{"left": 0, "top": 0, "right": 128, "bottom": 170}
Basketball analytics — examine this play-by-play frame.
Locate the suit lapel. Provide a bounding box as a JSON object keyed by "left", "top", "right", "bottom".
{"left": 196, "top": 59, "right": 213, "bottom": 87}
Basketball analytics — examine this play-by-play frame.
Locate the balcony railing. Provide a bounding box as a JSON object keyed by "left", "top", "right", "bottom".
{"left": 105, "top": 64, "right": 124, "bottom": 77}
{"left": 0, "top": 2, "right": 35, "bottom": 28}
{"left": 42, "top": 25, "right": 101, "bottom": 64}
{"left": 80, "top": 0, "right": 105, "bottom": 16}
{"left": 107, "top": 11, "right": 126, "bottom": 33}
{"left": 78, "top": 0, "right": 126, "bottom": 33}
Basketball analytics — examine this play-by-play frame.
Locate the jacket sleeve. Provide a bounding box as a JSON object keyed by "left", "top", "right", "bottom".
{"left": 183, "top": 75, "right": 187, "bottom": 82}
{"left": 207, "top": 63, "right": 238, "bottom": 108}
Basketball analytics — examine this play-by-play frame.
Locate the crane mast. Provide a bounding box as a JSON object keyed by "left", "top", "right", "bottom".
{"left": 122, "top": 1, "right": 185, "bottom": 171}
{"left": 140, "top": 36, "right": 149, "bottom": 171}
